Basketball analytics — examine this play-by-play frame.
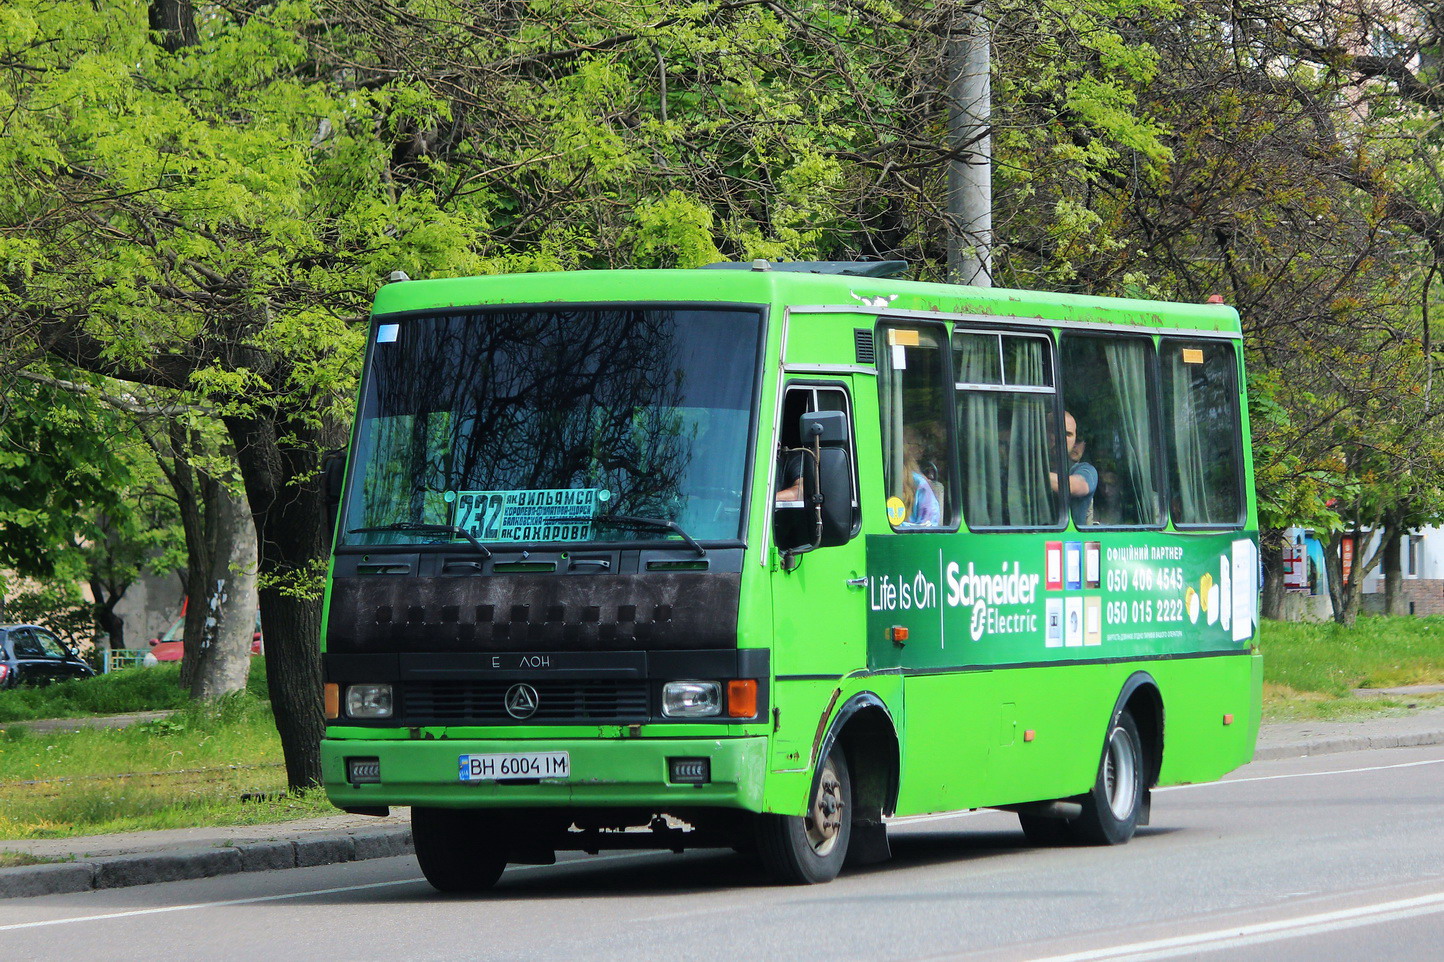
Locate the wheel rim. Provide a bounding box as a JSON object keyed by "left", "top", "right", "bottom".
{"left": 1102, "top": 724, "right": 1139, "bottom": 820}
{"left": 805, "top": 755, "right": 846, "bottom": 856}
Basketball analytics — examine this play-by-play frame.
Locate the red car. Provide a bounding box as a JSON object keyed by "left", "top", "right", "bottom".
{"left": 144, "top": 615, "right": 263, "bottom": 666}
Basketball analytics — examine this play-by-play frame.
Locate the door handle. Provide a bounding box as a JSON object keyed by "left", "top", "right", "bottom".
{"left": 845, "top": 577, "right": 868, "bottom": 588}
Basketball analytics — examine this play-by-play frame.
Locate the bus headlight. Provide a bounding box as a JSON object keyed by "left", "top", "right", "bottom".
{"left": 662, "top": 681, "right": 721, "bottom": 717}
{"left": 345, "top": 684, "right": 394, "bottom": 718}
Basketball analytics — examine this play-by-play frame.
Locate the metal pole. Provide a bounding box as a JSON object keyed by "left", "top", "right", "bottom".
{"left": 946, "top": 2, "right": 992, "bottom": 287}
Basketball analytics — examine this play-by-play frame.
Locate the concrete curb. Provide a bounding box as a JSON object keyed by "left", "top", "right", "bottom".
{"left": 1253, "top": 728, "right": 1444, "bottom": 761}
{"left": 0, "top": 827, "right": 411, "bottom": 900}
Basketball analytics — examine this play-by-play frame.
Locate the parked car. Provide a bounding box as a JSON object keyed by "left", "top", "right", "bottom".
{"left": 0, "top": 624, "right": 96, "bottom": 689}
{"left": 144, "top": 615, "right": 263, "bottom": 666}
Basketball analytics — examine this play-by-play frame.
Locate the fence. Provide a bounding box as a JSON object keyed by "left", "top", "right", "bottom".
{"left": 101, "top": 648, "right": 152, "bottom": 673}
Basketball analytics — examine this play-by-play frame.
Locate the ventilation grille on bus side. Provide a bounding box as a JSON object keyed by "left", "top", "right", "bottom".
{"left": 855, "top": 329, "right": 876, "bottom": 366}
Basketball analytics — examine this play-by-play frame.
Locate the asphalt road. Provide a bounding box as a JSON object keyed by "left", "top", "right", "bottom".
{"left": 3, "top": 745, "right": 1443, "bottom": 962}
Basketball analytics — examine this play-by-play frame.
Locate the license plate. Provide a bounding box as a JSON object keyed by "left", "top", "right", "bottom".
{"left": 458, "top": 751, "right": 570, "bottom": 781}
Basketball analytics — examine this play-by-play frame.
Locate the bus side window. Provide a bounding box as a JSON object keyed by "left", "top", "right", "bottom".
{"left": 878, "top": 326, "right": 954, "bottom": 529}
{"left": 1161, "top": 340, "right": 1244, "bottom": 526}
{"left": 953, "top": 330, "right": 1061, "bottom": 528}
{"left": 1060, "top": 334, "right": 1163, "bottom": 528}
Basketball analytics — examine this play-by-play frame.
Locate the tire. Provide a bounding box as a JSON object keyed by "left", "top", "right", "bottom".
{"left": 1071, "top": 710, "right": 1145, "bottom": 845}
{"left": 1018, "top": 710, "right": 1144, "bottom": 847}
{"left": 411, "top": 807, "right": 508, "bottom": 893}
{"left": 755, "top": 744, "right": 852, "bottom": 884}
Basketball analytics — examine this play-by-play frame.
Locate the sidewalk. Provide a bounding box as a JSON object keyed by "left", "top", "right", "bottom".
{"left": 4, "top": 707, "right": 1444, "bottom": 899}
{"left": 1252, "top": 705, "right": 1444, "bottom": 760}
{"left": 0, "top": 810, "right": 413, "bottom": 899}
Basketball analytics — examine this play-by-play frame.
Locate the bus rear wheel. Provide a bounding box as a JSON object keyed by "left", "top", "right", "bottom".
{"left": 412, "top": 807, "right": 508, "bottom": 893}
{"left": 1076, "top": 709, "right": 1145, "bottom": 844}
{"left": 1018, "top": 710, "right": 1144, "bottom": 847}
{"left": 755, "top": 744, "right": 852, "bottom": 884}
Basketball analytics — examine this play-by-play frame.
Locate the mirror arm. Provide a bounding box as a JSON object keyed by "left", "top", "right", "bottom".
{"left": 780, "top": 436, "right": 825, "bottom": 571}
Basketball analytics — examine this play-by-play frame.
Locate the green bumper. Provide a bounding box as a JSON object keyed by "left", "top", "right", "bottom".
{"left": 322, "top": 734, "right": 770, "bottom": 811}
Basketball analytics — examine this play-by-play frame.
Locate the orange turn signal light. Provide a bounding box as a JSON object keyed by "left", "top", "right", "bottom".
{"left": 324, "top": 683, "right": 340, "bottom": 720}
{"left": 1023, "top": 729, "right": 1036, "bottom": 743}
{"left": 1223, "top": 713, "right": 1234, "bottom": 726}
{"left": 727, "top": 679, "right": 758, "bottom": 718}
{"left": 890, "top": 626, "right": 909, "bottom": 642}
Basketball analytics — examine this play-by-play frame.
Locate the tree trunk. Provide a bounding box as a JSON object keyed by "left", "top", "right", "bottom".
{"left": 175, "top": 469, "right": 213, "bottom": 694}
{"left": 185, "top": 486, "right": 258, "bottom": 699}
{"left": 1337, "top": 525, "right": 1392, "bottom": 625}
{"left": 1341, "top": 559, "right": 1363, "bottom": 625}
{"left": 89, "top": 578, "right": 126, "bottom": 649}
{"left": 156, "top": 421, "right": 258, "bottom": 699}
{"left": 226, "top": 409, "right": 338, "bottom": 790}
{"left": 148, "top": 0, "right": 198, "bottom": 53}
{"left": 1260, "top": 543, "right": 1286, "bottom": 620}
{"left": 1322, "top": 530, "right": 1348, "bottom": 624}
{"left": 1382, "top": 525, "right": 1405, "bottom": 616}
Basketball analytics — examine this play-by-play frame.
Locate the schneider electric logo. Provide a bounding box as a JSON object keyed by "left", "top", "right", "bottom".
{"left": 947, "top": 561, "right": 1041, "bottom": 641}
{"left": 869, "top": 560, "right": 1041, "bottom": 643}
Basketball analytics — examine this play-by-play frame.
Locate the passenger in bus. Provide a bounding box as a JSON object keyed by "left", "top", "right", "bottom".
{"left": 1050, "top": 411, "right": 1097, "bottom": 527}
{"left": 900, "top": 427, "right": 941, "bottom": 525}
{"left": 916, "top": 420, "right": 947, "bottom": 518}
{"left": 776, "top": 451, "right": 804, "bottom": 504}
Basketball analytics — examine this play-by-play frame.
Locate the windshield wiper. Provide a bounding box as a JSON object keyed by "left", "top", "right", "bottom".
{"left": 594, "top": 515, "right": 707, "bottom": 557}
{"left": 348, "top": 522, "right": 492, "bottom": 559}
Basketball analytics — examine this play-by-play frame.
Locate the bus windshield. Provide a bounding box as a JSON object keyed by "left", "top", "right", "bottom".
{"left": 339, "top": 305, "right": 764, "bottom": 548}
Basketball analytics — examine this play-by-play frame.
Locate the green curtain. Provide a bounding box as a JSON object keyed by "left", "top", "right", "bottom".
{"left": 955, "top": 335, "right": 1001, "bottom": 525}
{"left": 1103, "top": 340, "right": 1159, "bottom": 524}
{"left": 1166, "top": 350, "right": 1209, "bottom": 522}
{"left": 1006, "top": 341, "right": 1052, "bottom": 526}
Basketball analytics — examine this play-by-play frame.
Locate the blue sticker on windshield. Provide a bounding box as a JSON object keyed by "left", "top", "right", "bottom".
{"left": 451, "top": 489, "right": 601, "bottom": 543}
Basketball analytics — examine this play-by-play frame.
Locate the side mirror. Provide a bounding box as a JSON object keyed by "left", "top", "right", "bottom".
{"left": 800, "top": 410, "right": 848, "bottom": 446}
{"left": 779, "top": 412, "right": 854, "bottom": 567}
{"left": 799, "top": 413, "right": 853, "bottom": 548}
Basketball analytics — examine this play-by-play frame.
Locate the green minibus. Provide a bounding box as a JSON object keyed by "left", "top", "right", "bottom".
{"left": 320, "top": 262, "right": 1260, "bottom": 889}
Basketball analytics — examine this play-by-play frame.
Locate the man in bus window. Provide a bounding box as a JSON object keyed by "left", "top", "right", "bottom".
{"left": 1050, "top": 411, "right": 1097, "bottom": 527}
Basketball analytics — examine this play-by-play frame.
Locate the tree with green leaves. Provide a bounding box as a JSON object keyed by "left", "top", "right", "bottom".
{"left": 0, "top": 372, "right": 138, "bottom": 593}
{"left": 3, "top": 0, "right": 1183, "bottom": 786}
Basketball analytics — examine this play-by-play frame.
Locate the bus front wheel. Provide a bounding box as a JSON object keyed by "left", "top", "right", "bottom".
{"left": 1021, "top": 710, "right": 1145, "bottom": 847}
{"left": 755, "top": 744, "right": 852, "bottom": 884}
{"left": 412, "top": 807, "right": 508, "bottom": 893}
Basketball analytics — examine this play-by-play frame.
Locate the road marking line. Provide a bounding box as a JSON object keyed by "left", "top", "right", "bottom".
{"left": 1159, "top": 756, "right": 1444, "bottom": 791}
{"left": 0, "top": 852, "right": 660, "bottom": 933}
{"left": 1024, "top": 890, "right": 1444, "bottom": 961}
{"left": 0, "top": 878, "right": 424, "bottom": 933}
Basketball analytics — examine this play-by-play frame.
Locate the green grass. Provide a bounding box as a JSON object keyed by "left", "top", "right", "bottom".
{"left": 0, "top": 664, "right": 333, "bottom": 838}
{"left": 1259, "top": 615, "right": 1444, "bottom": 719}
{"left": 0, "top": 659, "right": 268, "bottom": 722}
{"left": 0, "top": 852, "right": 68, "bottom": 868}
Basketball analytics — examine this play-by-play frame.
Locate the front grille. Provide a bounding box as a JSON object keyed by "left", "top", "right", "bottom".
{"left": 405, "top": 680, "right": 650, "bottom": 723}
